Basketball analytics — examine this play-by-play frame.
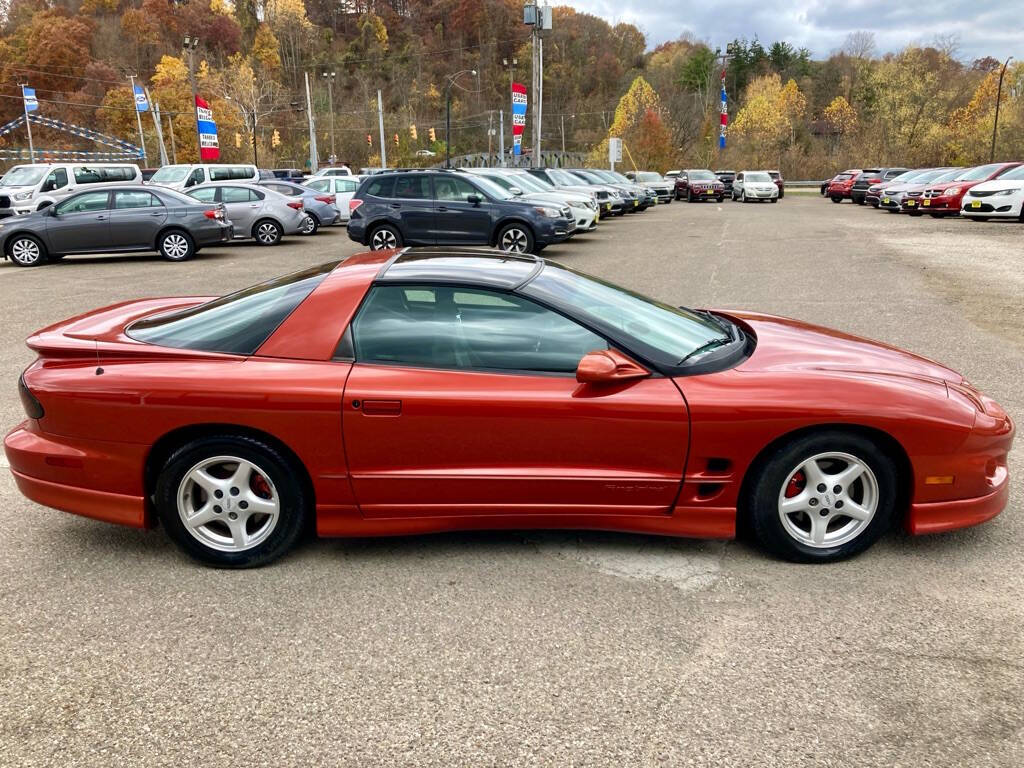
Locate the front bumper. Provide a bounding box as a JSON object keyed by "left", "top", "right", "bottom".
{"left": 961, "top": 197, "right": 1022, "bottom": 217}
{"left": 908, "top": 481, "right": 1008, "bottom": 535}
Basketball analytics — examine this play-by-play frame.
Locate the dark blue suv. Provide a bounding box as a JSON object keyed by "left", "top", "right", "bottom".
{"left": 347, "top": 170, "right": 573, "bottom": 254}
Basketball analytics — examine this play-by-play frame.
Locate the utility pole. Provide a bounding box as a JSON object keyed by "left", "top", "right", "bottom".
{"left": 182, "top": 35, "right": 201, "bottom": 159}
{"left": 148, "top": 90, "right": 169, "bottom": 166}
{"left": 487, "top": 111, "right": 494, "bottom": 162}
{"left": 499, "top": 109, "right": 505, "bottom": 167}
{"left": 560, "top": 113, "right": 565, "bottom": 154}
{"left": 167, "top": 111, "right": 177, "bottom": 164}
{"left": 525, "top": 3, "right": 551, "bottom": 168}
{"left": 990, "top": 56, "right": 1014, "bottom": 162}
{"left": 377, "top": 89, "right": 387, "bottom": 169}
{"left": 322, "top": 71, "right": 336, "bottom": 162}
{"left": 304, "top": 71, "right": 318, "bottom": 173}
{"left": 127, "top": 74, "right": 148, "bottom": 165}
{"left": 19, "top": 84, "right": 35, "bottom": 162}
{"left": 502, "top": 57, "right": 517, "bottom": 167}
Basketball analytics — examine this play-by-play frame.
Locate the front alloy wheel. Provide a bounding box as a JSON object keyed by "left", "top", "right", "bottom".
{"left": 9, "top": 236, "right": 46, "bottom": 267}
{"left": 747, "top": 431, "right": 896, "bottom": 563}
{"left": 498, "top": 224, "right": 534, "bottom": 254}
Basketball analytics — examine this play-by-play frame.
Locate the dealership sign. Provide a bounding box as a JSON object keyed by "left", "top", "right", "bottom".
{"left": 511, "top": 82, "right": 527, "bottom": 155}
{"left": 195, "top": 96, "right": 220, "bottom": 160}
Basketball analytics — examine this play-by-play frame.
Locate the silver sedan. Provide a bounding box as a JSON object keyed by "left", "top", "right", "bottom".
{"left": 186, "top": 182, "right": 306, "bottom": 245}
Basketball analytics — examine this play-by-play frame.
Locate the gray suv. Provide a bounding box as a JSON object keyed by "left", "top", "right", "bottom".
{"left": 0, "top": 185, "right": 232, "bottom": 267}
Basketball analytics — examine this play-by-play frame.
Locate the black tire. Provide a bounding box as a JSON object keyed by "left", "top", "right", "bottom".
{"left": 855, "top": 198, "right": 865, "bottom": 205}
{"left": 770, "top": 198, "right": 778, "bottom": 204}
{"left": 157, "top": 229, "right": 196, "bottom": 262}
{"left": 369, "top": 223, "right": 402, "bottom": 250}
{"left": 253, "top": 219, "right": 283, "bottom": 246}
{"left": 300, "top": 213, "right": 319, "bottom": 236}
{"left": 967, "top": 216, "right": 988, "bottom": 222}
{"left": 830, "top": 196, "right": 843, "bottom": 203}
{"left": 686, "top": 189, "right": 693, "bottom": 203}
{"left": 154, "top": 435, "right": 309, "bottom": 568}
{"left": 740, "top": 191, "right": 748, "bottom": 203}
{"left": 779, "top": 190, "right": 784, "bottom": 199}
{"left": 6, "top": 234, "right": 47, "bottom": 267}
{"left": 496, "top": 222, "right": 535, "bottom": 254}
{"left": 746, "top": 430, "right": 898, "bottom": 563}
{"left": 908, "top": 211, "right": 922, "bottom": 217}
{"left": 717, "top": 196, "right": 724, "bottom": 203}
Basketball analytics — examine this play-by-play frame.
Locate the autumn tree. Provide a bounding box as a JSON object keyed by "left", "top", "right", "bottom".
{"left": 730, "top": 73, "right": 794, "bottom": 166}
{"left": 631, "top": 108, "right": 675, "bottom": 172}
{"left": 588, "top": 75, "right": 663, "bottom": 166}
{"left": 823, "top": 95, "right": 858, "bottom": 154}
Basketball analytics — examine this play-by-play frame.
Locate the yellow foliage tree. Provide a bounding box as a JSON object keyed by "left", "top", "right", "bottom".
{"left": 824, "top": 95, "right": 858, "bottom": 135}
{"left": 947, "top": 71, "right": 999, "bottom": 163}
{"left": 588, "top": 76, "right": 662, "bottom": 166}
{"left": 252, "top": 24, "right": 282, "bottom": 73}
{"left": 730, "top": 73, "right": 793, "bottom": 166}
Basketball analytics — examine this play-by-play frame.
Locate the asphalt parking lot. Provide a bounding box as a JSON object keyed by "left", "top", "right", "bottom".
{"left": 1, "top": 196, "right": 1022, "bottom": 767}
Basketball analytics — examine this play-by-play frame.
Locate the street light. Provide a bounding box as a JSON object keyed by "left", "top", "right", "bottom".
{"left": 444, "top": 69, "right": 477, "bottom": 168}
{"left": 990, "top": 56, "right": 1013, "bottom": 162}
{"left": 322, "top": 71, "right": 337, "bottom": 162}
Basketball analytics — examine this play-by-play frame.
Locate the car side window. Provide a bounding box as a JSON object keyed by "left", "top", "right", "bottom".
{"left": 351, "top": 285, "right": 607, "bottom": 374}
{"left": 393, "top": 175, "right": 431, "bottom": 199}
{"left": 187, "top": 187, "right": 218, "bottom": 203}
{"left": 434, "top": 176, "right": 477, "bottom": 202}
{"left": 221, "top": 187, "right": 254, "bottom": 203}
{"left": 364, "top": 176, "right": 395, "bottom": 198}
{"left": 72, "top": 167, "right": 103, "bottom": 185}
{"left": 306, "top": 179, "right": 329, "bottom": 192}
{"left": 55, "top": 191, "right": 110, "bottom": 214}
{"left": 335, "top": 179, "right": 358, "bottom": 193}
{"left": 114, "top": 191, "right": 161, "bottom": 209}
{"left": 43, "top": 168, "right": 68, "bottom": 192}
{"left": 736, "top": 173, "right": 743, "bottom": 181}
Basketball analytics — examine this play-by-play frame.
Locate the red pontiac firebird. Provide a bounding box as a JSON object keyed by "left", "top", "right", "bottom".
{"left": 5, "top": 249, "right": 1014, "bottom": 567}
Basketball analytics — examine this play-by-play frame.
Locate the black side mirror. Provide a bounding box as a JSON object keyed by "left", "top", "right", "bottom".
{"left": 466, "top": 194, "right": 482, "bottom": 206}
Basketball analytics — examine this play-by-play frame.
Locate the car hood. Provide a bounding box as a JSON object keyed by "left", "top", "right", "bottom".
{"left": 0, "top": 184, "right": 35, "bottom": 195}
{"left": 718, "top": 310, "right": 963, "bottom": 385}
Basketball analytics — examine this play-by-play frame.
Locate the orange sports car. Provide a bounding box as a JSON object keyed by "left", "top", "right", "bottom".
{"left": 5, "top": 249, "right": 1013, "bottom": 567}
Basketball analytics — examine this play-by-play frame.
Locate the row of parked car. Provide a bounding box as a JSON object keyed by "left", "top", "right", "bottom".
{"left": 822, "top": 163, "right": 1024, "bottom": 221}
{"left": 0, "top": 160, "right": 683, "bottom": 264}
{"left": 345, "top": 166, "right": 672, "bottom": 254}
{"left": 0, "top": 161, "right": 367, "bottom": 266}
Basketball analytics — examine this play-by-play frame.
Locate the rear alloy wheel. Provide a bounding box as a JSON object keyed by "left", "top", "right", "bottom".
{"left": 254, "top": 219, "right": 283, "bottom": 246}
{"left": 8, "top": 235, "right": 46, "bottom": 267}
{"left": 498, "top": 223, "right": 535, "bottom": 254}
{"left": 155, "top": 436, "right": 308, "bottom": 568}
{"left": 370, "top": 224, "right": 402, "bottom": 250}
{"left": 747, "top": 432, "right": 896, "bottom": 563}
{"left": 158, "top": 230, "right": 195, "bottom": 262}
{"left": 300, "top": 213, "right": 319, "bottom": 236}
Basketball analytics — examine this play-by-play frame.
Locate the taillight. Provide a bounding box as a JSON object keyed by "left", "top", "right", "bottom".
{"left": 349, "top": 198, "right": 363, "bottom": 213}
{"left": 286, "top": 200, "right": 304, "bottom": 210}
{"left": 315, "top": 195, "right": 332, "bottom": 204}
{"left": 203, "top": 206, "right": 225, "bottom": 220}
{"left": 19, "top": 372, "right": 43, "bottom": 420}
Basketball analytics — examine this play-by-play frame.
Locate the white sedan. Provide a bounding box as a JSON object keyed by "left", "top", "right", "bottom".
{"left": 961, "top": 164, "right": 1024, "bottom": 220}
{"left": 732, "top": 171, "right": 779, "bottom": 203}
{"left": 304, "top": 176, "right": 362, "bottom": 221}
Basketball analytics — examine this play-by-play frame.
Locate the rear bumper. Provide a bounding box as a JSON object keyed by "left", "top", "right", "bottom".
{"left": 4, "top": 422, "right": 148, "bottom": 528}
{"left": 907, "top": 479, "right": 1009, "bottom": 535}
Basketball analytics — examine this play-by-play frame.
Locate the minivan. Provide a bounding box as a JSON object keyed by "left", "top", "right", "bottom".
{"left": 0, "top": 163, "right": 142, "bottom": 217}
{"left": 147, "top": 164, "right": 259, "bottom": 191}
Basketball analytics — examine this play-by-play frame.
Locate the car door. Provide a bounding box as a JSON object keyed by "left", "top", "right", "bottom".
{"left": 341, "top": 284, "right": 689, "bottom": 518}
{"left": 109, "top": 190, "right": 166, "bottom": 249}
{"left": 44, "top": 190, "right": 112, "bottom": 254}
{"left": 431, "top": 176, "right": 491, "bottom": 244}
{"left": 388, "top": 174, "right": 435, "bottom": 244}
{"left": 220, "top": 186, "right": 260, "bottom": 234}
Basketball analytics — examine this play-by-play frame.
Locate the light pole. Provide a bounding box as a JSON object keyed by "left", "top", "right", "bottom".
{"left": 322, "top": 71, "right": 336, "bottom": 162}
{"left": 182, "top": 35, "right": 201, "bottom": 159}
{"left": 990, "top": 56, "right": 1013, "bottom": 162}
{"left": 502, "top": 57, "right": 517, "bottom": 165}
{"left": 444, "top": 69, "right": 476, "bottom": 168}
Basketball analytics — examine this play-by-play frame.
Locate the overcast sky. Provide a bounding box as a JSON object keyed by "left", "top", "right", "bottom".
{"left": 565, "top": 1, "right": 1017, "bottom": 62}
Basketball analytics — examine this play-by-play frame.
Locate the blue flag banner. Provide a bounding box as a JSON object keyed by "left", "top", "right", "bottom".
{"left": 134, "top": 85, "right": 149, "bottom": 113}
{"left": 719, "top": 75, "right": 728, "bottom": 150}
{"left": 22, "top": 86, "right": 39, "bottom": 113}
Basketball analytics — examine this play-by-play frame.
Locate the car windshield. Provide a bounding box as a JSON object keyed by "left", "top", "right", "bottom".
{"left": 636, "top": 172, "right": 662, "bottom": 182}
{"left": 955, "top": 163, "right": 1005, "bottom": 181}
{"left": 908, "top": 169, "right": 950, "bottom": 184}
{"left": 586, "top": 170, "right": 617, "bottom": 183}
{"left": 469, "top": 175, "right": 513, "bottom": 200}
{"left": 0, "top": 166, "right": 47, "bottom": 187}
{"left": 887, "top": 171, "right": 917, "bottom": 183}
{"left": 606, "top": 171, "right": 632, "bottom": 184}
{"left": 571, "top": 170, "right": 604, "bottom": 184}
{"left": 523, "top": 261, "right": 730, "bottom": 368}
{"left": 688, "top": 170, "right": 716, "bottom": 181}
{"left": 745, "top": 172, "right": 772, "bottom": 182}
{"left": 549, "top": 169, "right": 583, "bottom": 186}
{"left": 151, "top": 165, "right": 191, "bottom": 183}
{"left": 127, "top": 262, "right": 338, "bottom": 355}
{"left": 929, "top": 168, "right": 964, "bottom": 183}
{"left": 833, "top": 173, "right": 853, "bottom": 181}
{"left": 509, "top": 173, "right": 553, "bottom": 193}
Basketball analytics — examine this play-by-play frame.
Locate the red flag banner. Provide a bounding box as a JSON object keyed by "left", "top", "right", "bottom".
{"left": 511, "top": 82, "right": 527, "bottom": 156}
{"left": 195, "top": 96, "right": 220, "bottom": 160}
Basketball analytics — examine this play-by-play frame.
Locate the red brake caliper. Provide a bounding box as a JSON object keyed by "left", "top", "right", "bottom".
{"left": 785, "top": 470, "right": 805, "bottom": 498}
